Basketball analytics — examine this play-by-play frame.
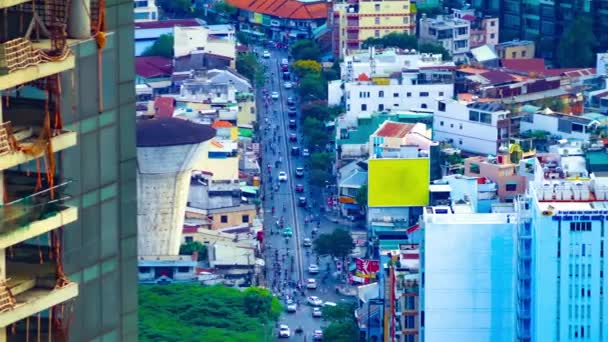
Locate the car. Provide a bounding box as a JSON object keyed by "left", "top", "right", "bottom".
{"left": 286, "top": 299, "right": 297, "bottom": 313}
{"left": 284, "top": 81, "right": 293, "bottom": 89}
{"left": 278, "top": 171, "right": 287, "bottom": 181}
{"left": 302, "top": 148, "right": 310, "bottom": 157}
{"left": 289, "top": 120, "right": 296, "bottom": 129}
{"left": 281, "top": 58, "right": 289, "bottom": 66}
{"left": 283, "top": 227, "right": 293, "bottom": 237}
{"left": 288, "top": 109, "right": 297, "bottom": 117}
{"left": 289, "top": 133, "right": 297, "bottom": 142}
{"left": 308, "top": 264, "right": 319, "bottom": 273}
{"left": 263, "top": 50, "right": 271, "bottom": 58}
{"left": 303, "top": 238, "right": 312, "bottom": 247}
{"left": 291, "top": 146, "right": 300, "bottom": 156}
{"left": 278, "top": 324, "right": 290, "bottom": 338}
{"left": 307, "top": 296, "right": 323, "bottom": 306}
{"left": 312, "top": 307, "right": 322, "bottom": 318}
{"left": 298, "top": 196, "right": 307, "bottom": 207}
{"left": 296, "top": 184, "right": 304, "bottom": 193}
{"left": 306, "top": 278, "right": 317, "bottom": 289}
{"left": 322, "top": 301, "right": 337, "bottom": 307}
{"left": 288, "top": 105, "right": 297, "bottom": 112}
{"left": 313, "top": 329, "right": 323, "bottom": 341}
{"left": 281, "top": 64, "right": 289, "bottom": 72}
{"left": 271, "top": 91, "right": 279, "bottom": 100}
{"left": 287, "top": 97, "right": 295, "bottom": 106}
{"left": 283, "top": 71, "right": 291, "bottom": 81}
{"left": 295, "top": 167, "right": 304, "bottom": 177}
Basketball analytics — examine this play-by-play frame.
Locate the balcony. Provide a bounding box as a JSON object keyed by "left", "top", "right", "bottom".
{"left": 0, "top": 123, "right": 77, "bottom": 172}
{"left": 0, "top": 39, "right": 75, "bottom": 91}
{"left": 0, "top": 261, "right": 78, "bottom": 328}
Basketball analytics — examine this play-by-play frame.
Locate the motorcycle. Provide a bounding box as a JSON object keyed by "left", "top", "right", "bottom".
{"left": 295, "top": 327, "right": 303, "bottom": 334}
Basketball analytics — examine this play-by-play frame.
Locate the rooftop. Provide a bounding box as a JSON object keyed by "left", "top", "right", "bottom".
{"left": 135, "top": 56, "right": 173, "bottom": 79}
{"left": 154, "top": 97, "right": 175, "bottom": 118}
{"left": 136, "top": 117, "right": 216, "bottom": 147}
{"left": 479, "top": 70, "right": 516, "bottom": 84}
{"left": 496, "top": 40, "right": 534, "bottom": 48}
{"left": 374, "top": 122, "right": 415, "bottom": 138}
{"left": 226, "top": 0, "right": 328, "bottom": 19}
{"left": 501, "top": 58, "right": 546, "bottom": 74}
{"left": 135, "top": 19, "right": 204, "bottom": 30}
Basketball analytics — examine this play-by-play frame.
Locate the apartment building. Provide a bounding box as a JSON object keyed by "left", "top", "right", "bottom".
{"left": 419, "top": 13, "right": 471, "bottom": 61}
{"left": 0, "top": 0, "right": 137, "bottom": 340}
{"left": 452, "top": 6, "right": 499, "bottom": 49}
{"left": 495, "top": 40, "right": 536, "bottom": 60}
{"left": 134, "top": 0, "right": 159, "bottom": 22}
{"left": 331, "top": 0, "right": 417, "bottom": 57}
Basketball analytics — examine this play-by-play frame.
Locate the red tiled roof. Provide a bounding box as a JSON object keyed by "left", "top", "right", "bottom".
{"left": 480, "top": 70, "right": 515, "bottom": 84}
{"left": 226, "top": 0, "right": 328, "bottom": 20}
{"left": 375, "top": 122, "right": 415, "bottom": 138}
{"left": 135, "top": 56, "right": 173, "bottom": 78}
{"left": 501, "top": 58, "right": 545, "bottom": 74}
{"left": 212, "top": 120, "right": 234, "bottom": 128}
{"left": 154, "top": 97, "right": 175, "bottom": 118}
{"left": 461, "top": 14, "right": 476, "bottom": 21}
{"left": 135, "top": 19, "right": 202, "bottom": 30}
{"left": 183, "top": 226, "right": 198, "bottom": 233}
{"left": 357, "top": 73, "right": 370, "bottom": 81}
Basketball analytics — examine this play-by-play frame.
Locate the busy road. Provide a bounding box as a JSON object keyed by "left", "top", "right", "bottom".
{"left": 256, "top": 45, "right": 354, "bottom": 341}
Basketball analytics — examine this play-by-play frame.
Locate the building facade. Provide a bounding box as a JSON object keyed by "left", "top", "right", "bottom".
{"left": 134, "top": 0, "right": 159, "bottom": 22}
{"left": 419, "top": 14, "right": 471, "bottom": 61}
{"left": 331, "top": 0, "right": 417, "bottom": 57}
{"left": 495, "top": 40, "right": 535, "bottom": 60}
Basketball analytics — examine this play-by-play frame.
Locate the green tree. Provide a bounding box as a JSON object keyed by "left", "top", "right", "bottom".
{"left": 237, "top": 53, "right": 265, "bottom": 85}
{"left": 322, "top": 68, "right": 340, "bottom": 81}
{"left": 322, "top": 302, "right": 356, "bottom": 321}
{"left": 309, "top": 168, "right": 333, "bottom": 188}
{"left": 419, "top": 42, "right": 451, "bottom": 60}
{"left": 362, "top": 32, "right": 417, "bottom": 50}
{"left": 298, "top": 73, "right": 326, "bottom": 101}
{"left": 302, "top": 117, "right": 330, "bottom": 149}
{"left": 292, "top": 59, "right": 322, "bottom": 77}
{"left": 557, "top": 15, "right": 597, "bottom": 68}
{"left": 213, "top": 1, "right": 238, "bottom": 17}
{"left": 142, "top": 34, "right": 174, "bottom": 58}
{"left": 355, "top": 184, "right": 367, "bottom": 207}
{"left": 179, "top": 241, "right": 208, "bottom": 261}
{"left": 313, "top": 228, "right": 355, "bottom": 262}
{"left": 301, "top": 101, "right": 342, "bottom": 122}
{"left": 310, "top": 152, "right": 332, "bottom": 171}
{"left": 322, "top": 302, "right": 358, "bottom": 342}
{"left": 290, "top": 39, "right": 321, "bottom": 61}
{"left": 156, "top": 0, "right": 191, "bottom": 17}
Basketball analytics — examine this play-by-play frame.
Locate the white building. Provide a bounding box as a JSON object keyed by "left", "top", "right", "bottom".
{"left": 339, "top": 48, "right": 453, "bottom": 81}
{"left": 422, "top": 202, "right": 517, "bottom": 342}
{"left": 520, "top": 109, "right": 599, "bottom": 141}
{"left": 329, "top": 65, "right": 454, "bottom": 126}
{"left": 173, "top": 25, "right": 236, "bottom": 62}
{"left": 419, "top": 14, "right": 471, "bottom": 61}
{"left": 134, "top": 0, "right": 158, "bottom": 22}
{"left": 433, "top": 99, "right": 510, "bottom": 155}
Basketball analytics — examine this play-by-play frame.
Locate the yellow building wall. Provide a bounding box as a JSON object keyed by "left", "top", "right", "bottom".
{"left": 237, "top": 99, "right": 257, "bottom": 127}
{"left": 368, "top": 158, "right": 430, "bottom": 207}
{"left": 185, "top": 208, "right": 257, "bottom": 230}
{"left": 195, "top": 152, "right": 239, "bottom": 181}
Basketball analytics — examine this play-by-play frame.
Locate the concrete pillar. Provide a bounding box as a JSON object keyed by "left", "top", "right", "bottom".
{"left": 68, "top": 0, "right": 91, "bottom": 39}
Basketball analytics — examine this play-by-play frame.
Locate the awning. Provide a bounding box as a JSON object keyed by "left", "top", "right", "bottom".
{"left": 239, "top": 127, "right": 253, "bottom": 137}
{"left": 343, "top": 203, "right": 361, "bottom": 210}
{"left": 241, "top": 186, "right": 259, "bottom": 195}
{"left": 339, "top": 196, "right": 355, "bottom": 204}
{"left": 506, "top": 181, "right": 518, "bottom": 185}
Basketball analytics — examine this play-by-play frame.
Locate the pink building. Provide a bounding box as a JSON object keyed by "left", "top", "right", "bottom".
{"left": 463, "top": 153, "right": 527, "bottom": 201}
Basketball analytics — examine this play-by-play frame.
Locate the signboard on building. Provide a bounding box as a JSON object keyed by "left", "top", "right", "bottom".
{"left": 355, "top": 258, "right": 379, "bottom": 280}
{"left": 252, "top": 13, "right": 263, "bottom": 24}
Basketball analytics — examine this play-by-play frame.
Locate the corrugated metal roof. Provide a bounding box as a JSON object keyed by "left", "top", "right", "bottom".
{"left": 136, "top": 117, "right": 216, "bottom": 147}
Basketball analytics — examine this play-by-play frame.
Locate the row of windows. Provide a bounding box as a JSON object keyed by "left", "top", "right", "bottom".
{"left": 469, "top": 110, "right": 492, "bottom": 124}
{"left": 570, "top": 222, "right": 592, "bottom": 232}
{"left": 373, "top": 17, "right": 410, "bottom": 25}
{"left": 361, "top": 103, "right": 428, "bottom": 111}
{"left": 569, "top": 264, "right": 593, "bottom": 277}
{"left": 359, "top": 91, "right": 442, "bottom": 99}
{"left": 569, "top": 305, "right": 592, "bottom": 321}
{"left": 569, "top": 325, "right": 591, "bottom": 339}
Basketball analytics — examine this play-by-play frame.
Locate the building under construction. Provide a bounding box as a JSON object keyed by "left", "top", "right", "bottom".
{"left": 0, "top": 0, "right": 137, "bottom": 340}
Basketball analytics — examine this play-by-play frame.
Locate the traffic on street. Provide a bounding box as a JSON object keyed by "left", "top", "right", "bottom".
{"left": 255, "top": 44, "right": 355, "bottom": 341}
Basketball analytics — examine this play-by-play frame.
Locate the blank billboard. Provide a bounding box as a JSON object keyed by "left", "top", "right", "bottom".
{"left": 368, "top": 158, "right": 430, "bottom": 207}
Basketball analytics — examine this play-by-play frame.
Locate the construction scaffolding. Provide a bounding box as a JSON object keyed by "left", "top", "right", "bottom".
{"left": 0, "top": 122, "right": 18, "bottom": 156}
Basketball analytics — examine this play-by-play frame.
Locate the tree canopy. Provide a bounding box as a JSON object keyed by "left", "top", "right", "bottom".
{"left": 322, "top": 302, "right": 359, "bottom": 342}
{"left": 313, "top": 228, "right": 355, "bottom": 261}
{"left": 236, "top": 53, "right": 265, "bottom": 86}
{"left": 557, "top": 15, "right": 597, "bottom": 68}
{"left": 297, "top": 73, "right": 326, "bottom": 101}
{"left": 301, "top": 101, "right": 342, "bottom": 122}
{"left": 179, "top": 241, "right": 208, "bottom": 262}
{"left": 142, "top": 34, "right": 174, "bottom": 58}
{"left": 156, "top": 0, "right": 191, "bottom": 17}
{"left": 139, "top": 285, "right": 281, "bottom": 342}
{"left": 302, "top": 117, "right": 330, "bottom": 149}
{"left": 290, "top": 40, "right": 322, "bottom": 61}
{"left": 355, "top": 184, "right": 368, "bottom": 207}
{"left": 292, "top": 60, "right": 322, "bottom": 77}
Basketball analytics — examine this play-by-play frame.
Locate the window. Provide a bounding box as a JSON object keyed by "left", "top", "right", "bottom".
{"left": 506, "top": 183, "right": 517, "bottom": 191}
{"left": 361, "top": 104, "right": 367, "bottom": 111}
{"left": 177, "top": 267, "right": 190, "bottom": 273}
{"left": 572, "top": 123, "right": 584, "bottom": 132}
{"left": 138, "top": 267, "right": 150, "bottom": 273}
{"left": 419, "top": 92, "right": 429, "bottom": 97}
{"left": 220, "top": 215, "right": 228, "bottom": 223}
{"left": 185, "top": 236, "right": 193, "bottom": 243}
{"left": 393, "top": 92, "right": 399, "bottom": 97}
{"left": 403, "top": 17, "right": 409, "bottom": 24}
{"left": 470, "top": 163, "right": 480, "bottom": 174}
{"left": 459, "top": 139, "right": 463, "bottom": 145}
{"left": 457, "top": 27, "right": 468, "bottom": 35}
{"left": 491, "top": 21, "right": 496, "bottom": 27}
{"left": 480, "top": 113, "right": 492, "bottom": 124}
{"left": 406, "top": 92, "right": 412, "bottom": 97}
{"left": 459, "top": 123, "right": 463, "bottom": 130}
{"left": 375, "top": 17, "right": 380, "bottom": 24}
{"left": 379, "top": 90, "right": 384, "bottom": 97}
{"left": 242, "top": 214, "right": 250, "bottom": 223}
{"left": 521, "top": 50, "right": 527, "bottom": 57}
{"left": 469, "top": 110, "right": 480, "bottom": 121}
{"left": 439, "top": 91, "right": 444, "bottom": 96}
{"left": 374, "top": 4, "right": 380, "bottom": 11}
{"left": 421, "top": 103, "right": 427, "bottom": 108}
{"left": 490, "top": 33, "right": 495, "bottom": 39}
{"left": 438, "top": 102, "right": 446, "bottom": 112}
{"left": 374, "top": 30, "right": 380, "bottom": 38}
{"left": 378, "top": 104, "right": 384, "bottom": 111}
{"left": 440, "top": 121, "right": 444, "bottom": 126}
{"left": 512, "top": 51, "right": 517, "bottom": 58}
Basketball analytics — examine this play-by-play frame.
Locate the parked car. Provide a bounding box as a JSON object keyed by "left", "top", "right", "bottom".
{"left": 307, "top": 296, "right": 322, "bottom": 306}
{"left": 283, "top": 71, "right": 291, "bottom": 81}
{"left": 298, "top": 196, "right": 307, "bottom": 207}
{"left": 313, "top": 329, "right": 323, "bottom": 340}
{"left": 295, "top": 167, "right": 304, "bottom": 177}
{"left": 271, "top": 91, "right": 279, "bottom": 100}
{"left": 308, "top": 264, "right": 319, "bottom": 274}
{"left": 302, "top": 148, "right": 310, "bottom": 157}
{"left": 263, "top": 50, "right": 271, "bottom": 58}
{"left": 289, "top": 120, "right": 296, "bottom": 129}
{"left": 286, "top": 299, "right": 297, "bottom": 313}
{"left": 281, "top": 58, "right": 289, "bottom": 66}
{"left": 289, "top": 133, "right": 297, "bottom": 142}
{"left": 291, "top": 146, "right": 300, "bottom": 156}
{"left": 322, "top": 301, "right": 337, "bottom": 307}
{"left": 288, "top": 109, "right": 297, "bottom": 117}
{"left": 278, "top": 171, "right": 287, "bottom": 181}
{"left": 312, "top": 307, "right": 322, "bottom": 318}
{"left": 278, "top": 324, "right": 290, "bottom": 338}
{"left": 287, "top": 97, "right": 295, "bottom": 106}
{"left": 284, "top": 81, "right": 293, "bottom": 89}
{"left": 306, "top": 278, "right": 317, "bottom": 289}
{"left": 303, "top": 238, "right": 312, "bottom": 247}
{"left": 296, "top": 184, "right": 304, "bottom": 193}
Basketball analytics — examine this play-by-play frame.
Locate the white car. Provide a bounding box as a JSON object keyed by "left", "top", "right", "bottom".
{"left": 322, "top": 301, "right": 337, "bottom": 307}
{"left": 303, "top": 238, "right": 312, "bottom": 247}
{"left": 306, "top": 278, "right": 317, "bottom": 289}
{"left": 286, "top": 299, "right": 297, "bottom": 313}
{"left": 278, "top": 171, "right": 287, "bottom": 182}
{"left": 278, "top": 324, "right": 290, "bottom": 338}
{"left": 271, "top": 91, "right": 279, "bottom": 99}
{"left": 284, "top": 81, "right": 293, "bottom": 89}
{"left": 307, "top": 296, "right": 323, "bottom": 306}
{"left": 312, "top": 307, "right": 322, "bottom": 317}
{"left": 313, "top": 329, "right": 323, "bottom": 341}
{"left": 263, "top": 50, "right": 271, "bottom": 58}
{"left": 308, "top": 264, "right": 319, "bottom": 274}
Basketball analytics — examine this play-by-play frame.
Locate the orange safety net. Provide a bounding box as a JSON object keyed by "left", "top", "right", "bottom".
{"left": 0, "top": 38, "right": 70, "bottom": 75}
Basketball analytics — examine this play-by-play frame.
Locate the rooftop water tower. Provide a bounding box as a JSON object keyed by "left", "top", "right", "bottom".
{"left": 136, "top": 117, "right": 216, "bottom": 256}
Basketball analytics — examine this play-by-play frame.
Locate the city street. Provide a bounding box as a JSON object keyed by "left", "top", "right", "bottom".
{"left": 256, "top": 46, "right": 355, "bottom": 341}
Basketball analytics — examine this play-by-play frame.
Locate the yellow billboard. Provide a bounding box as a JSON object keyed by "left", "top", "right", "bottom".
{"left": 368, "top": 158, "right": 430, "bottom": 207}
